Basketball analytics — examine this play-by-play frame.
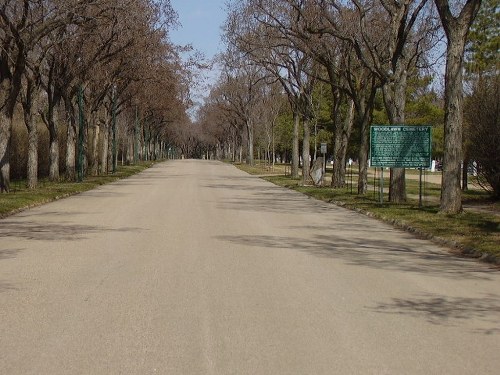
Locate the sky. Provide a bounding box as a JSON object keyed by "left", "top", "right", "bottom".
{"left": 169, "top": 0, "right": 227, "bottom": 107}
{"left": 169, "top": 0, "right": 227, "bottom": 59}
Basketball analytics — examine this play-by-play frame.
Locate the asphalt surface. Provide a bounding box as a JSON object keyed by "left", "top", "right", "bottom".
{"left": 1, "top": 160, "right": 499, "bottom": 374}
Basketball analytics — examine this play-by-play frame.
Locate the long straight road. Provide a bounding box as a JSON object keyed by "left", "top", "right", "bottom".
{"left": 1, "top": 160, "right": 499, "bottom": 374}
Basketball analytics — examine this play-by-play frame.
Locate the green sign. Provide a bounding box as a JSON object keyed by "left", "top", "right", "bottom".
{"left": 370, "top": 126, "right": 431, "bottom": 168}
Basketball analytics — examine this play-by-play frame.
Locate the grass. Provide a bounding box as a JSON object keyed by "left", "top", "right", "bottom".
{"left": 233, "top": 161, "right": 292, "bottom": 176}
{"left": 0, "top": 162, "right": 155, "bottom": 218}
{"left": 235, "top": 162, "right": 500, "bottom": 261}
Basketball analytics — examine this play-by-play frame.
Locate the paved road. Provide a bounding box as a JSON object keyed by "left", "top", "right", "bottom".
{"left": 1, "top": 160, "right": 499, "bottom": 374}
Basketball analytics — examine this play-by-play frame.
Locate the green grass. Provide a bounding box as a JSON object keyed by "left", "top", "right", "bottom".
{"left": 0, "top": 162, "right": 155, "bottom": 218}
{"left": 236, "top": 163, "right": 500, "bottom": 261}
{"left": 232, "top": 161, "right": 291, "bottom": 176}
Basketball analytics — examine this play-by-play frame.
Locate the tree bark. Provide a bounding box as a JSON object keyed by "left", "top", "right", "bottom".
{"left": 246, "top": 119, "right": 254, "bottom": 165}
{"left": 89, "top": 111, "right": 100, "bottom": 176}
{"left": 332, "top": 97, "right": 355, "bottom": 188}
{"left": 355, "top": 84, "right": 376, "bottom": 195}
{"left": 100, "top": 109, "right": 110, "bottom": 174}
{"left": 0, "top": 110, "right": 12, "bottom": 193}
{"left": 331, "top": 90, "right": 345, "bottom": 188}
{"left": 441, "top": 31, "right": 465, "bottom": 212}
{"left": 0, "top": 63, "right": 23, "bottom": 192}
{"left": 26, "top": 114, "right": 38, "bottom": 189}
{"left": 383, "top": 66, "right": 408, "bottom": 203}
{"left": 22, "top": 79, "right": 39, "bottom": 189}
{"left": 302, "top": 118, "right": 311, "bottom": 185}
{"left": 48, "top": 109, "right": 60, "bottom": 182}
{"left": 358, "top": 113, "right": 370, "bottom": 195}
{"left": 435, "top": 0, "right": 482, "bottom": 214}
{"left": 291, "top": 110, "right": 300, "bottom": 178}
{"left": 64, "top": 96, "right": 77, "bottom": 181}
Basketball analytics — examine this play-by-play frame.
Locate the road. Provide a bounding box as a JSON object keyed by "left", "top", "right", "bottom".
{"left": 1, "top": 160, "right": 499, "bottom": 374}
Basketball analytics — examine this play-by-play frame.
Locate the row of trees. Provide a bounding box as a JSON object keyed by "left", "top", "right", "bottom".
{"left": 463, "top": 0, "right": 499, "bottom": 198}
{"left": 195, "top": 0, "right": 491, "bottom": 213}
{"left": 1, "top": 0, "right": 193, "bottom": 192}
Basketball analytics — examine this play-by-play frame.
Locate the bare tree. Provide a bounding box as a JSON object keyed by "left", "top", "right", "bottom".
{"left": 0, "top": 0, "right": 78, "bottom": 191}
{"left": 225, "top": 0, "right": 319, "bottom": 181}
{"left": 292, "top": 2, "right": 379, "bottom": 192}
{"left": 434, "top": 0, "right": 482, "bottom": 213}
{"left": 20, "top": 28, "right": 50, "bottom": 189}
{"left": 348, "top": 0, "right": 438, "bottom": 202}
{"left": 218, "top": 53, "right": 267, "bottom": 166}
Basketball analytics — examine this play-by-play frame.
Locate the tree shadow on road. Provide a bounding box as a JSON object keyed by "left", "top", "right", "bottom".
{"left": 0, "top": 248, "right": 22, "bottom": 260}
{"left": 214, "top": 233, "right": 497, "bottom": 281}
{"left": 369, "top": 293, "right": 500, "bottom": 335}
{"left": 0, "top": 221, "right": 143, "bottom": 242}
{"left": 206, "top": 180, "right": 335, "bottom": 215}
{"left": 0, "top": 280, "right": 18, "bottom": 293}
{"left": 215, "top": 233, "right": 500, "bottom": 333}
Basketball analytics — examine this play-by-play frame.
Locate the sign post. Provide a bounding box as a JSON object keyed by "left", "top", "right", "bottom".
{"left": 370, "top": 126, "right": 432, "bottom": 205}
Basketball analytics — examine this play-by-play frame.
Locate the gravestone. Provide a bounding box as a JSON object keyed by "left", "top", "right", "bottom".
{"left": 310, "top": 157, "right": 324, "bottom": 186}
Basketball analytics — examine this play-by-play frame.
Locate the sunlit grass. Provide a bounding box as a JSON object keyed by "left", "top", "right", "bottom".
{"left": 232, "top": 161, "right": 291, "bottom": 176}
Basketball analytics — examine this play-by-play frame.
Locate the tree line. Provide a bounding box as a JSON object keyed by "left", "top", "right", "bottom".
{"left": 194, "top": 0, "right": 497, "bottom": 213}
{"left": 1, "top": 0, "right": 193, "bottom": 192}
{"left": 2, "top": 1, "right": 497, "bottom": 214}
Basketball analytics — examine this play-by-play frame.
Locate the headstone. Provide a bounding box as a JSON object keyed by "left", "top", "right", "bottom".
{"left": 310, "top": 157, "right": 324, "bottom": 186}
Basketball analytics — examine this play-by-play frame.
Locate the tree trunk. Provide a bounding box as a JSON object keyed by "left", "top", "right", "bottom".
{"left": 22, "top": 77, "right": 39, "bottom": 189}
{"left": 291, "top": 111, "right": 300, "bottom": 178}
{"left": 383, "top": 65, "right": 408, "bottom": 203}
{"left": 232, "top": 133, "right": 236, "bottom": 162}
{"left": 302, "top": 118, "right": 311, "bottom": 185}
{"left": 440, "top": 33, "right": 465, "bottom": 213}
{"left": 0, "top": 41, "right": 25, "bottom": 193}
{"left": 45, "top": 90, "right": 61, "bottom": 182}
{"left": 0, "top": 110, "right": 12, "bottom": 193}
{"left": 108, "top": 122, "right": 114, "bottom": 171}
{"left": 64, "top": 96, "right": 77, "bottom": 181}
{"left": 440, "top": 28, "right": 467, "bottom": 213}
{"left": 356, "top": 87, "right": 376, "bottom": 195}
{"left": 101, "top": 118, "right": 109, "bottom": 174}
{"left": 331, "top": 90, "right": 345, "bottom": 188}
{"left": 48, "top": 111, "right": 60, "bottom": 182}
{"left": 26, "top": 116, "right": 38, "bottom": 189}
{"left": 90, "top": 120, "right": 100, "bottom": 176}
{"left": 24, "top": 105, "right": 38, "bottom": 189}
{"left": 332, "top": 98, "right": 355, "bottom": 188}
{"left": 246, "top": 120, "right": 254, "bottom": 165}
{"left": 434, "top": 0, "right": 481, "bottom": 214}
{"left": 358, "top": 113, "right": 370, "bottom": 195}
